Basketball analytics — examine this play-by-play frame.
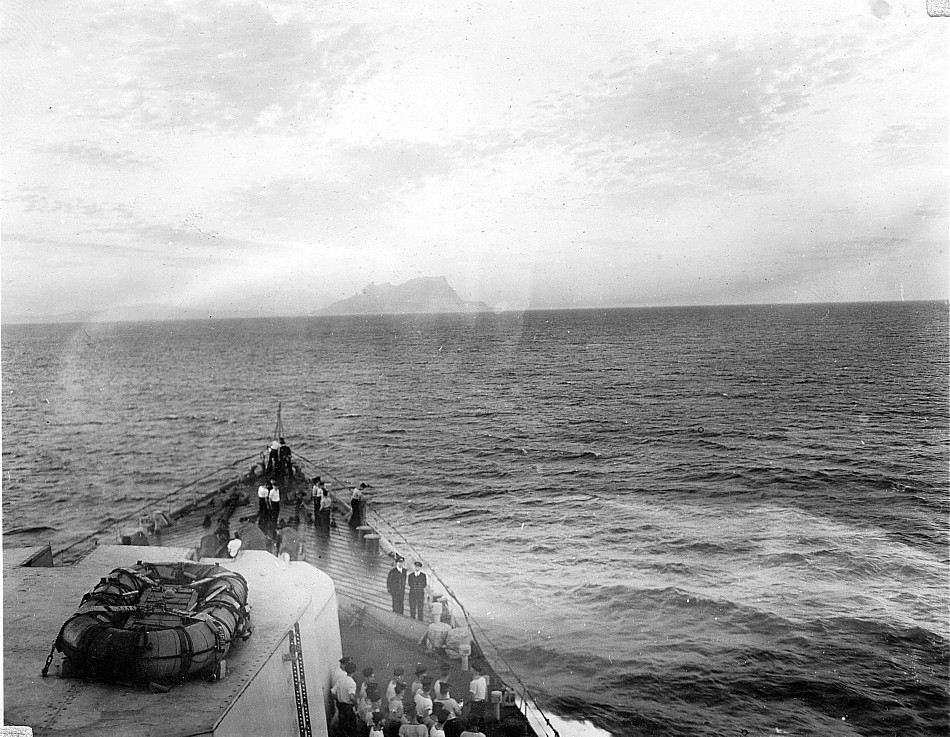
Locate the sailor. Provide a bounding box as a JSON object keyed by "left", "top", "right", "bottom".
{"left": 215, "top": 521, "right": 230, "bottom": 546}
{"left": 358, "top": 679, "right": 381, "bottom": 732}
{"left": 318, "top": 484, "right": 333, "bottom": 533}
{"left": 267, "top": 439, "right": 280, "bottom": 473}
{"left": 435, "top": 682, "right": 463, "bottom": 721}
{"left": 386, "top": 556, "right": 408, "bottom": 615}
{"left": 413, "top": 676, "right": 434, "bottom": 721}
{"left": 399, "top": 709, "right": 427, "bottom": 737}
{"left": 385, "top": 681, "right": 407, "bottom": 734}
{"left": 293, "top": 481, "right": 308, "bottom": 512}
{"left": 277, "top": 437, "right": 292, "bottom": 477}
{"left": 138, "top": 514, "right": 156, "bottom": 536}
{"left": 466, "top": 665, "right": 488, "bottom": 725}
{"left": 348, "top": 482, "right": 367, "bottom": 527}
{"left": 422, "top": 620, "right": 452, "bottom": 653}
{"left": 385, "top": 666, "right": 405, "bottom": 702}
{"left": 409, "top": 663, "right": 427, "bottom": 700}
{"left": 459, "top": 717, "right": 486, "bottom": 737}
{"left": 407, "top": 561, "right": 428, "bottom": 621}
{"left": 310, "top": 476, "right": 323, "bottom": 527}
{"left": 439, "top": 596, "right": 454, "bottom": 625}
{"left": 432, "top": 663, "right": 452, "bottom": 700}
{"left": 429, "top": 705, "right": 449, "bottom": 737}
{"left": 311, "top": 477, "right": 321, "bottom": 524}
{"left": 268, "top": 481, "right": 281, "bottom": 535}
{"left": 332, "top": 656, "right": 353, "bottom": 689}
{"left": 257, "top": 481, "right": 271, "bottom": 526}
{"left": 226, "top": 532, "right": 242, "bottom": 558}
{"left": 358, "top": 665, "right": 376, "bottom": 701}
{"left": 370, "top": 712, "right": 386, "bottom": 737}
{"left": 331, "top": 660, "right": 359, "bottom": 736}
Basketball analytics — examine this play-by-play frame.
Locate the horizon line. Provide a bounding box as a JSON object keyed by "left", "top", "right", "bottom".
{"left": 2, "top": 298, "right": 947, "bottom": 328}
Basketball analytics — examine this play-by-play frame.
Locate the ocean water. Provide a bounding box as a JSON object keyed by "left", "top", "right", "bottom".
{"left": 2, "top": 302, "right": 948, "bottom": 736}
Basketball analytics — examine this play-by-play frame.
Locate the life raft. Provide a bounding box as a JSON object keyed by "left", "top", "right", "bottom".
{"left": 52, "top": 562, "right": 252, "bottom": 685}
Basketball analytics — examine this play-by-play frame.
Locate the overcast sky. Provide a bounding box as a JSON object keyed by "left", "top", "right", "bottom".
{"left": 2, "top": 0, "right": 947, "bottom": 322}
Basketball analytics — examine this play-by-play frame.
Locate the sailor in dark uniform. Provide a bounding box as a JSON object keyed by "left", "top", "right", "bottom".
{"left": 386, "top": 556, "right": 408, "bottom": 615}
{"left": 348, "top": 482, "right": 367, "bottom": 527}
{"left": 407, "top": 561, "right": 428, "bottom": 621}
{"left": 277, "top": 437, "right": 292, "bottom": 478}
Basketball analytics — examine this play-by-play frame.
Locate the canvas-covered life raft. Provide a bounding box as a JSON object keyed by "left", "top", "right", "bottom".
{"left": 52, "top": 561, "right": 252, "bottom": 685}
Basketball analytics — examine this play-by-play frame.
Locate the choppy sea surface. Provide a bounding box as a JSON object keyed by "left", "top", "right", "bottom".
{"left": 3, "top": 302, "right": 948, "bottom": 736}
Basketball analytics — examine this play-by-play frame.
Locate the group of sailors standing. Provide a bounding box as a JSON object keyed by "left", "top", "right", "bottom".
{"left": 251, "top": 448, "right": 366, "bottom": 542}
{"left": 311, "top": 476, "right": 367, "bottom": 532}
{"left": 331, "top": 656, "right": 501, "bottom": 737}
{"left": 266, "top": 437, "right": 294, "bottom": 478}
{"left": 386, "top": 559, "right": 459, "bottom": 630}
{"left": 387, "top": 557, "right": 431, "bottom": 620}
{"left": 222, "top": 476, "right": 301, "bottom": 560}
{"left": 256, "top": 479, "right": 283, "bottom": 535}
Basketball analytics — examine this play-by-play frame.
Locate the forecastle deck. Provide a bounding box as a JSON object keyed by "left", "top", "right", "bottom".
{"left": 3, "top": 545, "right": 341, "bottom": 736}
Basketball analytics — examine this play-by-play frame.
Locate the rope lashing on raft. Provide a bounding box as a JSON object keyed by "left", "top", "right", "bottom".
{"left": 42, "top": 562, "right": 251, "bottom": 686}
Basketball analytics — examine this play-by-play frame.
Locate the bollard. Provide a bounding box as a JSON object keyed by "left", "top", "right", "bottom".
{"left": 490, "top": 690, "right": 502, "bottom": 722}
{"left": 364, "top": 533, "right": 380, "bottom": 555}
{"left": 355, "top": 525, "right": 373, "bottom": 541}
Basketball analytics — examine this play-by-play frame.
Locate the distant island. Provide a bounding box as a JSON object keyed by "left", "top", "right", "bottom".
{"left": 321, "top": 276, "right": 490, "bottom": 315}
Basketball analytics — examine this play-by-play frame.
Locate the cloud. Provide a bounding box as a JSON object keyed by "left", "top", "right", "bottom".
{"left": 872, "top": 120, "right": 947, "bottom": 166}
{"left": 3, "top": 229, "right": 246, "bottom": 267}
{"left": 219, "top": 139, "right": 459, "bottom": 240}
{"left": 41, "top": 142, "right": 158, "bottom": 169}
{"left": 1, "top": 0, "right": 945, "bottom": 319}
{"left": 915, "top": 203, "right": 949, "bottom": 219}
{"left": 73, "top": 1, "right": 376, "bottom": 134}
{"left": 513, "top": 32, "right": 879, "bottom": 199}
{"left": 1, "top": 228, "right": 276, "bottom": 323}
{"left": 10, "top": 184, "right": 146, "bottom": 234}
{"left": 2, "top": 234, "right": 156, "bottom": 264}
